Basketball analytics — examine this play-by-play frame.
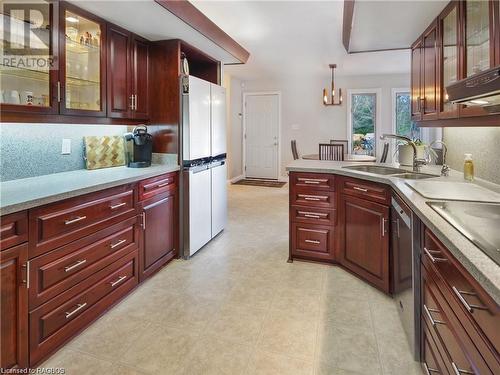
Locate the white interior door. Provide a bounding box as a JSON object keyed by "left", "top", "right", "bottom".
{"left": 244, "top": 94, "right": 279, "bottom": 179}
{"left": 211, "top": 84, "right": 227, "bottom": 157}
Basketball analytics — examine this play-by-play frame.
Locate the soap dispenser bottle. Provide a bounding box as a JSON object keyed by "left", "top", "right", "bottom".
{"left": 464, "top": 153, "right": 474, "bottom": 182}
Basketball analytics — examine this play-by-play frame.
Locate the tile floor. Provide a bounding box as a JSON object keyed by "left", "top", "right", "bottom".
{"left": 40, "top": 184, "right": 422, "bottom": 375}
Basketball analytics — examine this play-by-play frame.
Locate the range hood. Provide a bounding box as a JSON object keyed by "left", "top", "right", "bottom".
{"left": 446, "top": 66, "right": 500, "bottom": 113}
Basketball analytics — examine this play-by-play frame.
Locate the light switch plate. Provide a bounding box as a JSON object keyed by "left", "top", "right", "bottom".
{"left": 61, "top": 139, "right": 71, "bottom": 155}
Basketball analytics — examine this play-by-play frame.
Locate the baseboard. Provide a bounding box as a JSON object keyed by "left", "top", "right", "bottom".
{"left": 229, "top": 174, "right": 244, "bottom": 183}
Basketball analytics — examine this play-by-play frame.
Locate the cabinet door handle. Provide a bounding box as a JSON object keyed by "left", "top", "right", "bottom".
{"left": 423, "top": 304, "right": 446, "bottom": 326}
{"left": 142, "top": 213, "right": 146, "bottom": 229}
{"left": 110, "top": 202, "right": 127, "bottom": 210}
{"left": 64, "top": 259, "right": 87, "bottom": 272}
{"left": 353, "top": 186, "right": 368, "bottom": 192}
{"left": 110, "top": 275, "right": 127, "bottom": 287}
{"left": 451, "top": 362, "right": 474, "bottom": 375}
{"left": 64, "top": 216, "right": 87, "bottom": 225}
{"left": 423, "top": 247, "right": 447, "bottom": 263}
{"left": 134, "top": 94, "right": 138, "bottom": 110}
{"left": 305, "top": 239, "right": 320, "bottom": 244}
{"left": 110, "top": 239, "right": 127, "bottom": 249}
{"left": 381, "top": 218, "right": 387, "bottom": 237}
{"left": 57, "top": 81, "right": 61, "bottom": 102}
{"left": 130, "top": 95, "right": 134, "bottom": 110}
{"left": 21, "top": 262, "right": 30, "bottom": 288}
{"left": 65, "top": 303, "right": 87, "bottom": 319}
{"left": 423, "top": 363, "right": 440, "bottom": 375}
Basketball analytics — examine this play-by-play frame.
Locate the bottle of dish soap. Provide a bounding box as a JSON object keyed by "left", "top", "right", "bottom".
{"left": 464, "top": 153, "right": 474, "bottom": 182}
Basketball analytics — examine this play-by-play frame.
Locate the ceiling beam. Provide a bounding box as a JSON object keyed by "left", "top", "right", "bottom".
{"left": 155, "top": 0, "right": 250, "bottom": 63}
{"left": 342, "top": 0, "right": 355, "bottom": 52}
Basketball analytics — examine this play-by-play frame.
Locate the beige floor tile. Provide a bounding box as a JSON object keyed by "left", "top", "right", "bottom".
{"left": 318, "top": 295, "right": 373, "bottom": 330}
{"left": 39, "top": 348, "right": 116, "bottom": 375}
{"left": 258, "top": 308, "right": 318, "bottom": 360}
{"left": 245, "top": 350, "right": 314, "bottom": 375}
{"left": 314, "top": 361, "right": 370, "bottom": 375}
{"left": 224, "top": 282, "right": 277, "bottom": 310}
{"left": 205, "top": 304, "right": 268, "bottom": 346}
{"left": 183, "top": 335, "right": 254, "bottom": 375}
{"left": 120, "top": 324, "right": 197, "bottom": 374}
{"left": 68, "top": 313, "right": 149, "bottom": 361}
{"left": 271, "top": 287, "right": 322, "bottom": 315}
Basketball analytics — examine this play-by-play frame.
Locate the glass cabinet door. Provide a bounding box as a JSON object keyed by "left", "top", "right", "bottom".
{"left": 61, "top": 4, "right": 105, "bottom": 116}
{"left": 0, "top": 0, "right": 57, "bottom": 113}
{"left": 440, "top": 4, "right": 459, "bottom": 116}
{"left": 465, "top": 0, "right": 493, "bottom": 77}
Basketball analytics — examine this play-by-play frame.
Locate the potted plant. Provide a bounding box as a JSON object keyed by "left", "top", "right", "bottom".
{"left": 397, "top": 138, "right": 426, "bottom": 166}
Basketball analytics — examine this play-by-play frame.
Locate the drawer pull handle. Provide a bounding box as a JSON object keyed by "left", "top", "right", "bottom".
{"left": 64, "top": 216, "right": 87, "bottom": 225}
{"left": 298, "top": 178, "right": 327, "bottom": 184}
{"left": 304, "top": 197, "right": 320, "bottom": 201}
{"left": 305, "top": 239, "right": 320, "bottom": 244}
{"left": 304, "top": 214, "right": 321, "bottom": 219}
{"left": 353, "top": 186, "right": 368, "bottom": 192}
{"left": 451, "top": 286, "right": 488, "bottom": 313}
{"left": 64, "top": 259, "right": 87, "bottom": 272}
{"left": 110, "top": 239, "right": 127, "bottom": 249}
{"left": 157, "top": 181, "right": 171, "bottom": 188}
{"left": 451, "top": 362, "right": 474, "bottom": 375}
{"left": 65, "top": 303, "right": 87, "bottom": 319}
{"left": 423, "top": 363, "right": 440, "bottom": 375}
{"left": 110, "top": 202, "right": 127, "bottom": 210}
{"left": 423, "top": 247, "right": 447, "bottom": 263}
{"left": 423, "top": 304, "right": 446, "bottom": 326}
{"left": 110, "top": 275, "right": 127, "bottom": 287}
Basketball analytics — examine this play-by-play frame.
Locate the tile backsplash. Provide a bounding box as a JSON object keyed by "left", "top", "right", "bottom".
{"left": 0, "top": 123, "right": 128, "bottom": 181}
{"left": 443, "top": 126, "right": 500, "bottom": 185}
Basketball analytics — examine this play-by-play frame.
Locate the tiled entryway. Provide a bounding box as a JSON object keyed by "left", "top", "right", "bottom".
{"left": 40, "top": 184, "right": 421, "bottom": 375}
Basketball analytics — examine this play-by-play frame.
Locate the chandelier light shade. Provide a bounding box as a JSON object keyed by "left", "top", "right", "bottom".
{"left": 323, "top": 64, "right": 343, "bottom": 106}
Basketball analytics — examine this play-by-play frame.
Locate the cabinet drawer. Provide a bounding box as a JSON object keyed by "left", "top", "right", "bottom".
{"left": 139, "top": 172, "right": 177, "bottom": 201}
{"left": 290, "top": 172, "right": 335, "bottom": 191}
{"left": 291, "top": 188, "right": 336, "bottom": 209}
{"left": 341, "top": 177, "right": 390, "bottom": 205}
{"left": 424, "top": 229, "right": 500, "bottom": 357}
{"left": 291, "top": 223, "right": 335, "bottom": 262}
{"left": 29, "top": 250, "right": 138, "bottom": 366}
{"left": 290, "top": 206, "right": 336, "bottom": 226}
{"left": 422, "top": 318, "right": 449, "bottom": 375}
{"left": 422, "top": 262, "right": 495, "bottom": 375}
{"left": 29, "top": 184, "right": 136, "bottom": 257}
{"left": 1, "top": 211, "right": 28, "bottom": 250}
{"left": 29, "top": 216, "right": 140, "bottom": 309}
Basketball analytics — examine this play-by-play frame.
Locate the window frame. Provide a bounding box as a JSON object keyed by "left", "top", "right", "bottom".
{"left": 346, "top": 88, "right": 382, "bottom": 157}
{"left": 391, "top": 88, "right": 411, "bottom": 138}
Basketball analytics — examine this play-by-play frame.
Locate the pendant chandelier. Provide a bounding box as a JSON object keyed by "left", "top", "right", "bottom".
{"left": 323, "top": 64, "right": 343, "bottom": 106}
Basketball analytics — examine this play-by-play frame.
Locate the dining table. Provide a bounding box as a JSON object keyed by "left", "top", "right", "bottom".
{"left": 301, "top": 154, "right": 377, "bottom": 162}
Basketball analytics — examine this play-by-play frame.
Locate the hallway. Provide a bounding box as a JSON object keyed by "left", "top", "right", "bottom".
{"left": 41, "top": 184, "right": 420, "bottom": 375}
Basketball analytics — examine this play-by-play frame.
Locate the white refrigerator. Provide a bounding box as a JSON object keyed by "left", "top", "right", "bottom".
{"left": 181, "top": 76, "right": 227, "bottom": 257}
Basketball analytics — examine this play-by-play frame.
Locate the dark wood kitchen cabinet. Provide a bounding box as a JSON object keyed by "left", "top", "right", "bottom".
{"left": 411, "top": 38, "right": 424, "bottom": 121}
{"left": 139, "top": 172, "right": 178, "bottom": 281}
{"left": 0, "top": 243, "right": 29, "bottom": 370}
{"left": 107, "top": 24, "right": 149, "bottom": 120}
{"left": 338, "top": 193, "right": 390, "bottom": 293}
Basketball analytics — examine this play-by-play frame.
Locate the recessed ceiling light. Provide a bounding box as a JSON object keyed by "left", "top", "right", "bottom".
{"left": 469, "top": 99, "right": 489, "bottom": 105}
{"left": 66, "top": 16, "right": 79, "bottom": 23}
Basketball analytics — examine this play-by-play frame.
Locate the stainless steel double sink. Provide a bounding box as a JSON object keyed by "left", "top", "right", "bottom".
{"left": 342, "top": 165, "right": 439, "bottom": 180}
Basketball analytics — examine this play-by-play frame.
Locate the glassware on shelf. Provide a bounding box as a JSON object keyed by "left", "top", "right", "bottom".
{"left": 64, "top": 10, "right": 101, "bottom": 111}
{"left": 442, "top": 6, "right": 458, "bottom": 112}
{"left": 465, "top": 0, "right": 490, "bottom": 77}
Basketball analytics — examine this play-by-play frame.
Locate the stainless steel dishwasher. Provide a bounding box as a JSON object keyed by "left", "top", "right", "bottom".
{"left": 391, "top": 194, "right": 420, "bottom": 360}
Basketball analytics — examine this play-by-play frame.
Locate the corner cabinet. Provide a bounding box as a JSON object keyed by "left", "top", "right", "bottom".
{"left": 411, "top": 0, "right": 500, "bottom": 127}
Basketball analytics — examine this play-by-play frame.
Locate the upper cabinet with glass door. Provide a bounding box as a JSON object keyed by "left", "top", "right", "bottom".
{"left": 59, "top": 2, "right": 106, "bottom": 116}
{"left": 439, "top": 1, "right": 459, "bottom": 118}
{"left": 0, "top": 0, "right": 58, "bottom": 113}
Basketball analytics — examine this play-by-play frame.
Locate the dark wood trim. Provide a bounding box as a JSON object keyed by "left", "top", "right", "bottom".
{"left": 495, "top": 0, "right": 500, "bottom": 65}
{"left": 416, "top": 115, "right": 500, "bottom": 127}
{"left": 0, "top": 111, "right": 148, "bottom": 125}
{"left": 347, "top": 47, "right": 410, "bottom": 54}
{"left": 342, "top": 0, "right": 355, "bottom": 52}
{"left": 155, "top": 0, "right": 250, "bottom": 63}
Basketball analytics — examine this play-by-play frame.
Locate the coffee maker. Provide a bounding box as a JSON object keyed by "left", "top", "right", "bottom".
{"left": 124, "top": 125, "right": 153, "bottom": 168}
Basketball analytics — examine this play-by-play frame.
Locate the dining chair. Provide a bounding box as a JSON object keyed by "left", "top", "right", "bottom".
{"left": 330, "top": 139, "right": 349, "bottom": 152}
{"left": 319, "top": 143, "right": 344, "bottom": 161}
{"left": 379, "top": 142, "right": 389, "bottom": 163}
{"left": 291, "top": 140, "right": 299, "bottom": 160}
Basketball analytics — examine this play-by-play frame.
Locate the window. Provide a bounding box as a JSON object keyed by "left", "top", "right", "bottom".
{"left": 393, "top": 90, "right": 420, "bottom": 140}
{"left": 348, "top": 90, "right": 380, "bottom": 156}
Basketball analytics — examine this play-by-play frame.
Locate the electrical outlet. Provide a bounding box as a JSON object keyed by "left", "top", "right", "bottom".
{"left": 61, "top": 139, "right": 71, "bottom": 155}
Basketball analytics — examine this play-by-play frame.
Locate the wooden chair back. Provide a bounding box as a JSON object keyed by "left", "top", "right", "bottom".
{"left": 319, "top": 143, "right": 344, "bottom": 161}
{"left": 291, "top": 140, "right": 299, "bottom": 160}
{"left": 330, "top": 139, "right": 349, "bottom": 152}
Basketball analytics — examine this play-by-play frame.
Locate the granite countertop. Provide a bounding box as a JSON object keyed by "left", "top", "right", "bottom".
{"left": 287, "top": 159, "right": 500, "bottom": 305}
{"left": 0, "top": 164, "right": 180, "bottom": 216}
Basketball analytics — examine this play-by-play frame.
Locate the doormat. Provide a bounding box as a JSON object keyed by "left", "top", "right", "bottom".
{"left": 233, "top": 179, "right": 287, "bottom": 188}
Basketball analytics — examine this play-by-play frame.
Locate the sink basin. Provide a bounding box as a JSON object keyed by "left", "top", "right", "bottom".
{"left": 342, "top": 165, "right": 406, "bottom": 175}
{"left": 392, "top": 172, "right": 439, "bottom": 180}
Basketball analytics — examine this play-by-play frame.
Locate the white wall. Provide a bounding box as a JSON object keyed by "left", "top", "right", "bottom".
{"left": 239, "top": 73, "right": 410, "bottom": 177}
{"left": 223, "top": 74, "right": 244, "bottom": 180}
